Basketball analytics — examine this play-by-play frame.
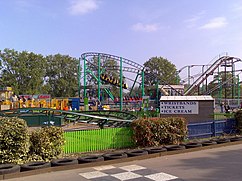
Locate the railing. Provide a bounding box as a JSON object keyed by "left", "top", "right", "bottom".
{"left": 188, "top": 119, "right": 236, "bottom": 139}
{"left": 64, "top": 127, "right": 134, "bottom": 153}
{"left": 64, "top": 119, "right": 237, "bottom": 153}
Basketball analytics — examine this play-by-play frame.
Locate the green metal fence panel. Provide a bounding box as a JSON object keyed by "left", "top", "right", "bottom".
{"left": 64, "top": 127, "right": 135, "bottom": 154}
{"left": 18, "top": 114, "right": 63, "bottom": 127}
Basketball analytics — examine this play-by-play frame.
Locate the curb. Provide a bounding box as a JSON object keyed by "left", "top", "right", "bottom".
{"left": 1, "top": 140, "right": 242, "bottom": 180}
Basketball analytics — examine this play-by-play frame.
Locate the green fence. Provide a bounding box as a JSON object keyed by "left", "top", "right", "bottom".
{"left": 64, "top": 127, "right": 135, "bottom": 154}
{"left": 213, "top": 112, "right": 234, "bottom": 120}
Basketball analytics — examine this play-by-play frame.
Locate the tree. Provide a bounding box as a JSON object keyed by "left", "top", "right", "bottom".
{"left": 143, "top": 56, "right": 179, "bottom": 86}
{"left": 0, "top": 49, "right": 46, "bottom": 95}
{"left": 45, "top": 54, "right": 79, "bottom": 97}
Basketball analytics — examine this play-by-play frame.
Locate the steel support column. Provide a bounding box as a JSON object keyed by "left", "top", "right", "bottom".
{"left": 98, "top": 54, "right": 101, "bottom": 101}
{"left": 120, "top": 57, "right": 123, "bottom": 111}
{"left": 141, "top": 69, "right": 145, "bottom": 97}
{"left": 78, "top": 58, "right": 81, "bottom": 97}
{"left": 83, "top": 56, "right": 87, "bottom": 98}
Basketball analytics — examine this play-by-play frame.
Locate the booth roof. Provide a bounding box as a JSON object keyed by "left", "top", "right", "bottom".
{"left": 160, "top": 95, "right": 214, "bottom": 101}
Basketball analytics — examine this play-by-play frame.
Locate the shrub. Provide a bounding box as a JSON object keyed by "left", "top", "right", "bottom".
{"left": 0, "top": 117, "right": 30, "bottom": 164}
{"left": 131, "top": 117, "right": 187, "bottom": 147}
{"left": 234, "top": 110, "right": 242, "bottom": 132}
{"left": 29, "top": 126, "right": 65, "bottom": 161}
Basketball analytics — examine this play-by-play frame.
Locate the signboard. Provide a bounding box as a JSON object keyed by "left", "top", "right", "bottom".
{"left": 160, "top": 101, "right": 199, "bottom": 114}
{"left": 100, "top": 84, "right": 112, "bottom": 89}
{"left": 38, "top": 94, "right": 51, "bottom": 99}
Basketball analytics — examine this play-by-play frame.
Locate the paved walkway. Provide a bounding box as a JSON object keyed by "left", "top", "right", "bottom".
{"left": 6, "top": 143, "right": 242, "bottom": 181}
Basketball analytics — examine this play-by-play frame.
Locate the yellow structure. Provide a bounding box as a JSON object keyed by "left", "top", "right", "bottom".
{"left": 0, "top": 87, "right": 13, "bottom": 110}
{"left": 0, "top": 87, "right": 72, "bottom": 110}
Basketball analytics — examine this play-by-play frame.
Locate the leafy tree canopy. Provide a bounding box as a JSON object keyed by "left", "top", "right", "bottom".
{"left": 0, "top": 49, "right": 79, "bottom": 97}
{"left": 143, "top": 56, "right": 179, "bottom": 85}
{"left": 0, "top": 48, "right": 46, "bottom": 95}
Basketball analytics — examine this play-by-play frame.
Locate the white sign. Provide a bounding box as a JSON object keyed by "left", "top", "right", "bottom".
{"left": 160, "top": 101, "right": 199, "bottom": 114}
{"left": 100, "top": 84, "right": 112, "bottom": 89}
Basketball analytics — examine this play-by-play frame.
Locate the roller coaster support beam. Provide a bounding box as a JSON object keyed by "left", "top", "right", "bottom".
{"left": 218, "top": 76, "right": 222, "bottom": 104}
{"left": 83, "top": 56, "right": 87, "bottom": 98}
{"left": 156, "top": 81, "right": 159, "bottom": 107}
{"left": 201, "top": 65, "right": 205, "bottom": 93}
{"left": 237, "top": 75, "right": 240, "bottom": 105}
{"left": 232, "top": 60, "right": 235, "bottom": 99}
{"left": 120, "top": 57, "right": 123, "bottom": 111}
{"left": 217, "top": 66, "right": 222, "bottom": 103}
{"left": 78, "top": 58, "right": 81, "bottom": 97}
{"left": 129, "top": 72, "right": 139, "bottom": 96}
{"left": 188, "top": 66, "right": 191, "bottom": 86}
{"left": 141, "top": 69, "right": 145, "bottom": 97}
{"left": 87, "top": 70, "right": 114, "bottom": 100}
{"left": 98, "top": 54, "right": 101, "bottom": 101}
{"left": 176, "top": 71, "right": 179, "bottom": 84}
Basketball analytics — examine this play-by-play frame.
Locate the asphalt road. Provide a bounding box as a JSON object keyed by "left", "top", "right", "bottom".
{"left": 6, "top": 143, "right": 242, "bottom": 181}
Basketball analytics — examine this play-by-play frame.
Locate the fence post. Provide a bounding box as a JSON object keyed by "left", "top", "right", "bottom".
{"left": 212, "top": 121, "right": 216, "bottom": 137}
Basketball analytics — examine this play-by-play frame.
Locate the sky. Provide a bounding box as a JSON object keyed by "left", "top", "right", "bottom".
{"left": 1, "top": 0, "right": 242, "bottom": 80}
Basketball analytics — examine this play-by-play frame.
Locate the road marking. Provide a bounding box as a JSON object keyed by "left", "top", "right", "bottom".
{"left": 78, "top": 164, "right": 184, "bottom": 181}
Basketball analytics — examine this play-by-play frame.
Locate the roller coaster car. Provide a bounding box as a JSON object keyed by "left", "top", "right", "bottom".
{"left": 100, "top": 74, "right": 128, "bottom": 89}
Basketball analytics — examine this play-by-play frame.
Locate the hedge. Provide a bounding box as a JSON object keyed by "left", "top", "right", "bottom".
{"left": 29, "top": 126, "right": 65, "bottom": 162}
{"left": 131, "top": 117, "right": 187, "bottom": 147}
{"left": 0, "top": 117, "right": 65, "bottom": 164}
{"left": 0, "top": 117, "right": 30, "bottom": 164}
{"left": 234, "top": 110, "right": 242, "bottom": 132}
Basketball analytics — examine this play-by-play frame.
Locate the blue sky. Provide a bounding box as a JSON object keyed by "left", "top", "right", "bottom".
{"left": 1, "top": 0, "right": 242, "bottom": 74}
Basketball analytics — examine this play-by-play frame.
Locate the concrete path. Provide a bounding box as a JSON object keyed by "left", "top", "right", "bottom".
{"left": 6, "top": 143, "right": 242, "bottom": 181}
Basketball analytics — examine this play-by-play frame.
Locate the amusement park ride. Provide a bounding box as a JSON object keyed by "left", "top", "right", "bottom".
{"left": 0, "top": 52, "right": 242, "bottom": 128}
{"left": 79, "top": 52, "right": 242, "bottom": 110}
{"left": 0, "top": 52, "right": 241, "bottom": 112}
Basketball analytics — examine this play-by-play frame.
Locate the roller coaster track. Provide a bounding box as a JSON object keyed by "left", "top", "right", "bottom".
{"left": 184, "top": 56, "right": 241, "bottom": 95}
{"left": 81, "top": 52, "right": 144, "bottom": 71}
{"left": 81, "top": 52, "right": 183, "bottom": 95}
{"left": 204, "top": 70, "right": 242, "bottom": 95}
{"left": 0, "top": 108, "right": 137, "bottom": 128}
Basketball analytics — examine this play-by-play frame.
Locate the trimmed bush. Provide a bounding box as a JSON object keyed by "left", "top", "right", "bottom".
{"left": 131, "top": 117, "right": 187, "bottom": 147}
{"left": 0, "top": 117, "right": 30, "bottom": 164}
{"left": 234, "top": 110, "right": 242, "bottom": 132}
{"left": 29, "top": 126, "right": 65, "bottom": 162}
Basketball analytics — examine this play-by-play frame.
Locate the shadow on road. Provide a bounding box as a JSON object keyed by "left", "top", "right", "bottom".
{"left": 174, "top": 148, "right": 242, "bottom": 181}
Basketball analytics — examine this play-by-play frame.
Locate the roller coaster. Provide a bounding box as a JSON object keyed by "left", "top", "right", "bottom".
{"left": 0, "top": 108, "right": 137, "bottom": 128}
{"left": 80, "top": 52, "right": 242, "bottom": 104}
{"left": 1, "top": 52, "right": 241, "bottom": 128}
{"left": 79, "top": 52, "right": 181, "bottom": 111}
{"left": 178, "top": 53, "right": 241, "bottom": 99}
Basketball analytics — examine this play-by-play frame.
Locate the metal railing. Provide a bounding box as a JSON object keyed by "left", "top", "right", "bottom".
{"left": 63, "top": 118, "right": 237, "bottom": 153}
{"left": 188, "top": 119, "right": 236, "bottom": 139}
{"left": 64, "top": 127, "right": 134, "bottom": 153}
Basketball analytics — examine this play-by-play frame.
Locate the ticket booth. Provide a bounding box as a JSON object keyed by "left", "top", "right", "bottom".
{"left": 159, "top": 96, "right": 214, "bottom": 123}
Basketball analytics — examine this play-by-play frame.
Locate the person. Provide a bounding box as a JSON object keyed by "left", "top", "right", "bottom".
{"left": 150, "top": 106, "right": 154, "bottom": 111}
{"left": 63, "top": 105, "right": 69, "bottom": 111}
{"left": 224, "top": 103, "right": 230, "bottom": 113}
{"left": 220, "top": 102, "right": 224, "bottom": 113}
{"left": 69, "top": 106, "right": 72, "bottom": 111}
